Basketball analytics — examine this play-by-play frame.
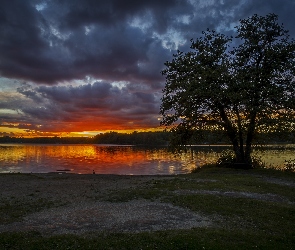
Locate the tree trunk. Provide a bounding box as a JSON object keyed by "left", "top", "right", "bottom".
{"left": 245, "top": 111, "right": 257, "bottom": 165}
{"left": 235, "top": 108, "right": 245, "bottom": 163}
{"left": 218, "top": 103, "right": 248, "bottom": 167}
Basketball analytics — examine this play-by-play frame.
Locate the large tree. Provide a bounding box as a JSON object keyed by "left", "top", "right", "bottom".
{"left": 160, "top": 13, "right": 295, "bottom": 168}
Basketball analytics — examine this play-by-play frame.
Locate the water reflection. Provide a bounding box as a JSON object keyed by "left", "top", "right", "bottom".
{"left": 0, "top": 144, "right": 294, "bottom": 174}
{"left": 0, "top": 144, "right": 202, "bottom": 174}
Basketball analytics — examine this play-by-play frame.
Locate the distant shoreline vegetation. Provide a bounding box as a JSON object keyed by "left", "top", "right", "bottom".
{"left": 0, "top": 130, "right": 294, "bottom": 145}
{"left": 0, "top": 131, "right": 170, "bottom": 145}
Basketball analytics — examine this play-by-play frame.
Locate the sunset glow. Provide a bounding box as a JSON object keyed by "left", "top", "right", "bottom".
{"left": 1, "top": 1, "right": 294, "bottom": 137}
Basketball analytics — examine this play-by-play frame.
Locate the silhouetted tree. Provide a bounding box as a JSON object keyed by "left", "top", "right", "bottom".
{"left": 160, "top": 14, "right": 295, "bottom": 168}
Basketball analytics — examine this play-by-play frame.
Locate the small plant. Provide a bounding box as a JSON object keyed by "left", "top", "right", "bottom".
{"left": 284, "top": 159, "right": 295, "bottom": 171}
{"left": 251, "top": 154, "right": 266, "bottom": 169}
{"left": 216, "top": 150, "right": 266, "bottom": 169}
{"left": 216, "top": 150, "right": 236, "bottom": 167}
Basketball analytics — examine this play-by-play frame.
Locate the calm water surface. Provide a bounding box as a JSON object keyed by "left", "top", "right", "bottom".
{"left": 0, "top": 144, "right": 294, "bottom": 175}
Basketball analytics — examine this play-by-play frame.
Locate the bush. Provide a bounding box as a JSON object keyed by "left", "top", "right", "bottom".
{"left": 216, "top": 150, "right": 266, "bottom": 169}
{"left": 216, "top": 150, "right": 236, "bottom": 167}
{"left": 251, "top": 154, "right": 266, "bottom": 169}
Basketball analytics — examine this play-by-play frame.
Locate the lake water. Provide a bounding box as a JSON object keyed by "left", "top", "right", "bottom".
{"left": 0, "top": 144, "right": 294, "bottom": 175}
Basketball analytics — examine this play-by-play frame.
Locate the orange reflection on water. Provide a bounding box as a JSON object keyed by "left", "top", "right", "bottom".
{"left": 1, "top": 144, "right": 293, "bottom": 174}
{"left": 0, "top": 145, "right": 205, "bottom": 174}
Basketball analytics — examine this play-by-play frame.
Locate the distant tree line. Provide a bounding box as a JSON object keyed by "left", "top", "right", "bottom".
{"left": 92, "top": 131, "right": 170, "bottom": 145}
{"left": 0, "top": 130, "right": 293, "bottom": 145}
{"left": 0, "top": 136, "right": 93, "bottom": 144}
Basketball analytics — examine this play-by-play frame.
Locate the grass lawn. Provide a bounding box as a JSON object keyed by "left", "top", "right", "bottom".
{"left": 0, "top": 167, "right": 294, "bottom": 249}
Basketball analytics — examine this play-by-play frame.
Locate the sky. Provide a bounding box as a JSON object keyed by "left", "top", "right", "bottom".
{"left": 0, "top": 0, "right": 295, "bottom": 137}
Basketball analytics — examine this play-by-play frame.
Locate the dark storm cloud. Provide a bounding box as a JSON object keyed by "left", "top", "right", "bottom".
{"left": 14, "top": 81, "right": 160, "bottom": 131}
{"left": 1, "top": 0, "right": 295, "bottom": 133}
{"left": 1, "top": 0, "right": 294, "bottom": 85}
{"left": 0, "top": 0, "right": 189, "bottom": 84}
{"left": 34, "top": 81, "right": 158, "bottom": 112}
{"left": 59, "top": 0, "right": 185, "bottom": 32}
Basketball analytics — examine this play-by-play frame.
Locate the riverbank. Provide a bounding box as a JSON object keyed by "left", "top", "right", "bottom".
{"left": 0, "top": 168, "right": 294, "bottom": 249}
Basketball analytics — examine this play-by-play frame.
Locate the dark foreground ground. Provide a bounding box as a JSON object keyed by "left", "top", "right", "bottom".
{"left": 0, "top": 167, "right": 294, "bottom": 249}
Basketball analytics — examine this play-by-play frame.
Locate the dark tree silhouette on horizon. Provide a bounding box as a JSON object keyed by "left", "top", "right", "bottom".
{"left": 160, "top": 13, "right": 295, "bottom": 168}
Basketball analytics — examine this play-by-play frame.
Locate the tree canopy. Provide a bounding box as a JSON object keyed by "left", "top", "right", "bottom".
{"left": 160, "top": 13, "right": 295, "bottom": 168}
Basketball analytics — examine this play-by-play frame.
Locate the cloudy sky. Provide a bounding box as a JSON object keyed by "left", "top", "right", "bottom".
{"left": 0, "top": 0, "right": 294, "bottom": 137}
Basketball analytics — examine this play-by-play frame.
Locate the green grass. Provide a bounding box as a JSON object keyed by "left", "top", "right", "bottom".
{"left": 0, "top": 167, "right": 295, "bottom": 249}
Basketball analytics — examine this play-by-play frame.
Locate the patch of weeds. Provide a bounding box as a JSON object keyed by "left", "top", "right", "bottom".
{"left": 253, "top": 167, "right": 295, "bottom": 180}
{"left": 0, "top": 198, "right": 57, "bottom": 224}
{"left": 164, "top": 193, "right": 295, "bottom": 235}
{"left": 102, "top": 186, "right": 166, "bottom": 202}
{"left": 150, "top": 173, "right": 294, "bottom": 203}
{"left": 0, "top": 173, "right": 43, "bottom": 180}
{"left": 182, "top": 168, "right": 295, "bottom": 198}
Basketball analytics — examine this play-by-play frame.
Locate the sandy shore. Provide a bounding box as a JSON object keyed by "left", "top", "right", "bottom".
{"left": 0, "top": 173, "right": 212, "bottom": 235}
